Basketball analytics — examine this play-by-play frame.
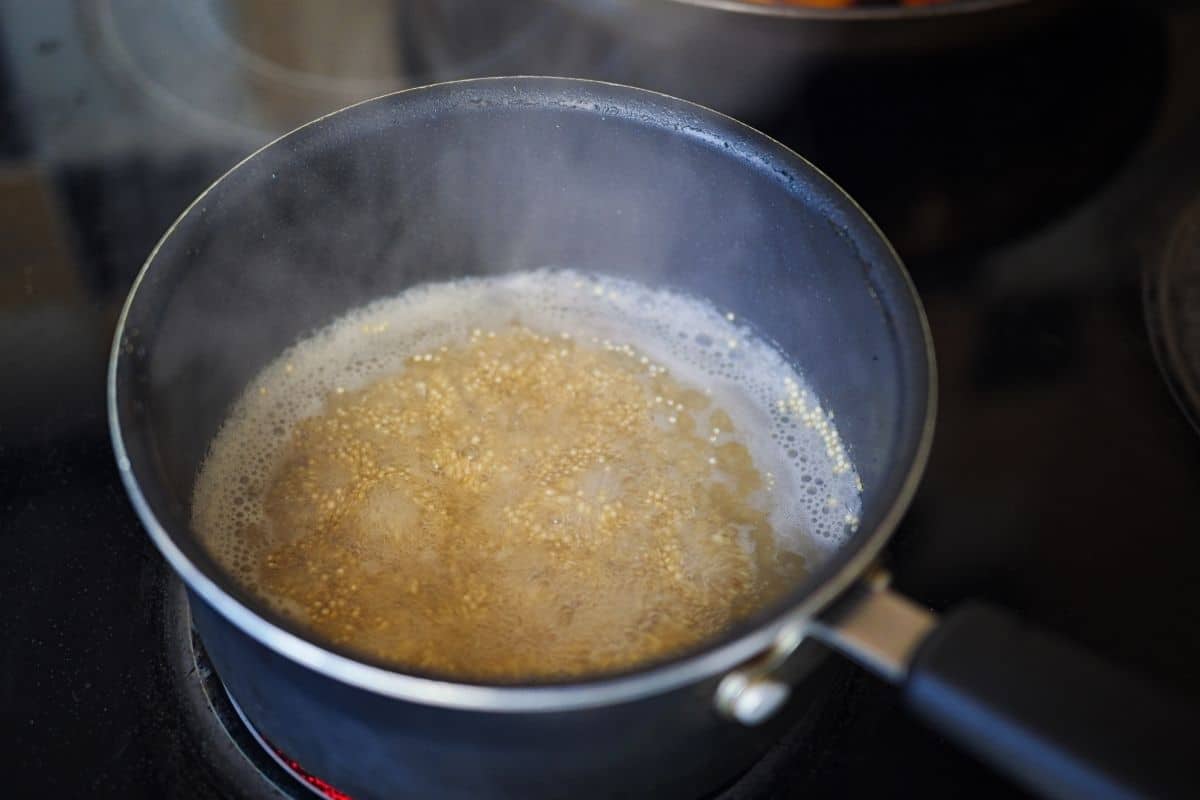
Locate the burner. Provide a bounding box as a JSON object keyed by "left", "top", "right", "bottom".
{"left": 224, "top": 684, "right": 353, "bottom": 800}
{"left": 1146, "top": 194, "right": 1200, "bottom": 435}
{"left": 165, "top": 577, "right": 857, "bottom": 799}
{"left": 168, "top": 579, "right": 320, "bottom": 799}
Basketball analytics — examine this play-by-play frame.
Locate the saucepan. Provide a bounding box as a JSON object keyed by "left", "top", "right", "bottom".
{"left": 108, "top": 77, "right": 1189, "bottom": 799}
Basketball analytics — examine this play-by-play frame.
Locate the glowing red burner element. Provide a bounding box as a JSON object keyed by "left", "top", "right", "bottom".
{"left": 222, "top": 684, "right": 356, "bottom": 799}
{"left": 273, "top": 747, "right": 355, "bottom": 800}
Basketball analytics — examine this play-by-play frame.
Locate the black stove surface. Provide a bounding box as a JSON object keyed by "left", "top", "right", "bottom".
{"left": 4, "top": 1, "right": 1200, "bottom": 797}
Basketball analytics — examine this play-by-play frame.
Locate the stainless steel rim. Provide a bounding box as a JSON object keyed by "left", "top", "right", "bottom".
{"left": 645, "top": 0, "right": 1031, "bottom": 21}
{"left": 107, "top": 76, "right": 937, "bottom": 713}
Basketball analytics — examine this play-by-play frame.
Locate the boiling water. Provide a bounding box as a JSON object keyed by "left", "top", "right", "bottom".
{"left": 192, "top": 270, "right": 860, "bottom": 680}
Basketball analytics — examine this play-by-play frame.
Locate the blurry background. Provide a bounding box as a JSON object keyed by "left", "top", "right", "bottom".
{"left": 3, "top": 1, "right": 1200, "bottom": 797}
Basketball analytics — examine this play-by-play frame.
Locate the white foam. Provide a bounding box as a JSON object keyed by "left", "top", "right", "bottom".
{"left": 192, "top": 269, "right": 861, "bottom": 573}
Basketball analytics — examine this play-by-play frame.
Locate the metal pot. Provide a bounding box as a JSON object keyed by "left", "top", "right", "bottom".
{"left": 109, "top": 77, "right": 1190, "bottom": 799}
{"left": 552, "top": 0, "right": 1077, "bottom": 120}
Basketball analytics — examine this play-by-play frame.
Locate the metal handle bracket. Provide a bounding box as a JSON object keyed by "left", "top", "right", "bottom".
{"left": 716, "top": 571, "right": 937, "bottom": 725}
{"left": 806, "top": 577, "right": 937, "bottom": 683}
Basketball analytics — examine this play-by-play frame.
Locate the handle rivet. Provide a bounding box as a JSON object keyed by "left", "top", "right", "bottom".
{"left": 719, "top": 676, "right": 791, "bottom": 726}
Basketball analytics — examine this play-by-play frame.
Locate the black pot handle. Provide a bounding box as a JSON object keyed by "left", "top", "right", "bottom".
{"left": 902, "top": 602, "right": 1194, "bottom": 800}
{"left": 778, "top": 584, "right": 1199, "bottom": 799}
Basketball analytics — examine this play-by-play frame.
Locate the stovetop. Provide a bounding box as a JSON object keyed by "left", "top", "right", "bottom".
{"left": 3, "top": 1, "right": 1200, "bottom": 797}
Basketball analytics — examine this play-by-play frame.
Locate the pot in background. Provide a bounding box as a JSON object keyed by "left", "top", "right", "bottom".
{"left": 552, "top": 0, "right": 1076, "bottom": 119}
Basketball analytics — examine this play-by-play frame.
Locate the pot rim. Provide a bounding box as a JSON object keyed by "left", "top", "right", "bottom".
{"left": 107, "top": 76, "right": 937, "bottom": 713}
{"left": 630, "top": 0, "right": 1031, "bottom": 21}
